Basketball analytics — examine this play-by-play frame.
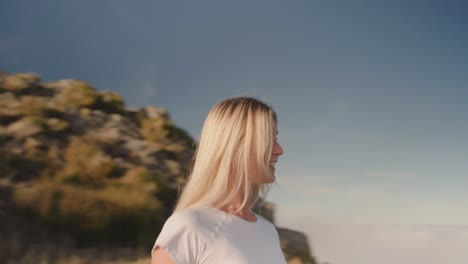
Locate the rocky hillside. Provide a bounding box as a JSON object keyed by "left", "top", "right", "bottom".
{"left": 0, "top": 71, "right": 317, "bottom": 264}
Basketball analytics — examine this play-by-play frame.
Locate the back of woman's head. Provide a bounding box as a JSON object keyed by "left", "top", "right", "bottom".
{"left": 175, "top": 97, "right": 277, "bottom": 212}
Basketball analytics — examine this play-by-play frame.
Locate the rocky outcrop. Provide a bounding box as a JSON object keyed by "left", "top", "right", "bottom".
{"left": 0, "top": 71, "right": 318, "bottom": 264}
{"left": 254, "top": 201, "right": 317, "bottom": 264}
{"left": 0, "top": 72, "right": 194, "bottom": 252}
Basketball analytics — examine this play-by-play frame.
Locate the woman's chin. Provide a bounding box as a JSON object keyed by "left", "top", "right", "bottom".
{"left": 267, "top": 171, "right": 276, "bottom": 183}
{"left": 270, "top": 175, "right": 276, "bottom": 183}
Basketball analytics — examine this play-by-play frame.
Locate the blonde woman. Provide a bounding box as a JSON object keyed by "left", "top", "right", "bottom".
{"left": 151, "top": 97, "right": 285, "bottom": 264}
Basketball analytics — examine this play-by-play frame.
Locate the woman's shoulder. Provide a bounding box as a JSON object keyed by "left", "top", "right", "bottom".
{"left": 154, "top": 207, "right": 225, "bottom": 262}
{"left": 254, "top": 213, "right": 279, "bottom": 233}
{"left": 165, "top": 207, "right": 225, "bottom": 232}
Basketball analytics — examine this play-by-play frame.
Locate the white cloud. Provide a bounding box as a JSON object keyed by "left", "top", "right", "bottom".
{"left": 363, "top": 170, "right": 418, "bottom": 179}
{"left": 138, "top": 74, "right": 158, "bottom": 99}
{"left": 126, "top": 64, "right": 160, "bottom": 104}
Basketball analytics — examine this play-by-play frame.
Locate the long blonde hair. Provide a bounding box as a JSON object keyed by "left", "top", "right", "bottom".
{"left": 175, "top": 97, "right": 276, "bottom": 213}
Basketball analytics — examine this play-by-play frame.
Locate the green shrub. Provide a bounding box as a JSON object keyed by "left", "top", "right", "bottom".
{"left": 16, "top": 96, "right": 64, "bottom": 119}
{"left": 167, "top": 125, "right": 194, "bottom": 145}
{"left": 0, "top": 73, "right": 40, "bottom": 92}
{"left": 18, "top": 96, "right": 49, "bottom": 116}
{"left": 94, "top": 90, "right": 125, "bottom": 114}
{"left": 45, "top": 118, "right": 70, "bottom": 133}
{"left": 58, "top": 138, "right": 124, "bottom": 186}
{"left": 12, "top": 182, "right": 165, "bottom": 247}
{"left": 140, "top": 117, "right": 171, "bottom": 143}
{"left": 120, "top": 166, "right": 152, "bottom": 185}
{"left": 0, "top": 152, "right": 45, "bottom": 182}
{"left": 55, "top": 80, "right": 99, "bottom": 108}
{"left": 140, "top": 116, "right": 193, "bottom": 146}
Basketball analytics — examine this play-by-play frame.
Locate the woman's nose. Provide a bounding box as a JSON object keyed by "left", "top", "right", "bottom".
{"left": 274, "top": 142, "right": 284, "bottom": 156}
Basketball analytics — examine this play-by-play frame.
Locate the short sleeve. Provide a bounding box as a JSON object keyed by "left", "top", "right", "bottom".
{"left": 152, "top": 211, "right": 205, "bottom": 264}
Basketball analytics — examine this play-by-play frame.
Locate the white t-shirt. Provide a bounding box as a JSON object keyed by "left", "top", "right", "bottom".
{"left": 152, "top": 207, "right": 287, "bottom": 264}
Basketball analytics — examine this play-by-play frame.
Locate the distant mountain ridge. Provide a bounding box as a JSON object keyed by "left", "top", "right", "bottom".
{"left": 0, "top": 71, "right": 317, "bottom": 264}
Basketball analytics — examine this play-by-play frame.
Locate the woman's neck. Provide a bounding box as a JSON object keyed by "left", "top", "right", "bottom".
{"left": 220, "top": 194, "right": 257, "bottom": 222}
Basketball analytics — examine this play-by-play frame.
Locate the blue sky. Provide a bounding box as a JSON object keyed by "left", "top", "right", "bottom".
{"left": 2, "top": 1, "right": 468, "bottom": 263}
